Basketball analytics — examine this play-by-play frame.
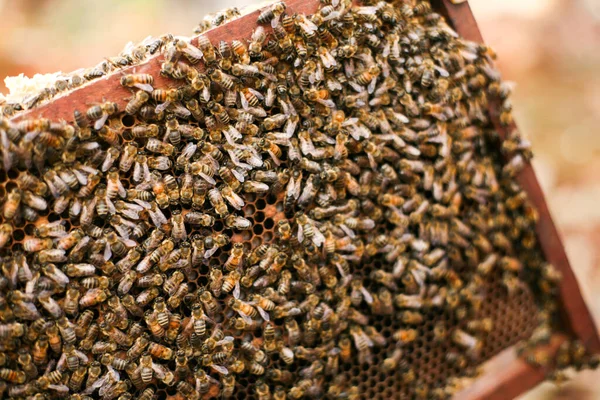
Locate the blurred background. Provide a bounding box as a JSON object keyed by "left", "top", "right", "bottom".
{"left": 0, "top": 0, "right": 598, "bottom": 398}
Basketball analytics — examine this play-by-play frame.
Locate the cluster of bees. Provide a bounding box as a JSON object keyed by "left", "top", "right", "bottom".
{"left": 0, "top": 9, "right": 243, "bottom": 115}
{"left": 0, "top": 0, "right": 597, "bottom": 399}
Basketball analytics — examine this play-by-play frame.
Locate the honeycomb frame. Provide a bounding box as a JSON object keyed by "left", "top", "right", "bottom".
{"left": 2, "top": 1, "right": 598, "bottom": 400}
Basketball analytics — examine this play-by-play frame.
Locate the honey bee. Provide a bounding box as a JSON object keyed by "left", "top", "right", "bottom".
{"left": 0, "top": 368, "right": 26, "bottom": 384}
{"left": 196, "top": 35, "right": 216, "bottom": 64}
{"left": 228, "top": 297, "right": 258, "bottom": 322}
{"left": 452, "top": 329, "right": 482, "bottom": 357}
{"left": 219, "top": 375, "right": 235, "bottom": 398}
{"left": 125, "top": 90, "right": 150, "bottom": 115}
{"left": 120, "top": 73, "right": 154, "bottom": 91}
{"left": 171, "top": 210, "right": 187, "bottom": 242}
{"left": 200, "top": 290, "right": 220, "bottom": 316}
{"left": 23, "top": 237, "right": 53, "bottom": 253}
{"left": 86, "top": 102, "right": 118, "bottom": 130}
{"left": 0, "top": 224, "right": 12, "bottom": 248}
{"left": 174, "top": 38, "right": 204, "bottom": 64}
{"left": 208, "top": 187, "right": 229, "bottom": 217}
{"left": 148, "top": 341, "right": 175, "bottom": 360}
{"left": 2, "top": 187, "right": 21, "bottom": 220}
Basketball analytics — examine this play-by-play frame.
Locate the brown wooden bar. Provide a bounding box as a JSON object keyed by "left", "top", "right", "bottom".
{"left": 456, "top": 334, "right": 568, "bottom": 400}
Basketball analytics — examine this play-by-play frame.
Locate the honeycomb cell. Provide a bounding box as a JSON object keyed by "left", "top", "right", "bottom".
{"left": 254, "top": 211, "right": 265, "bottom": 223}
{"left": 12, "top": 229, "right": 24, "bottom": 241}
{"left": 263, "top": 218, "right": 274, "bottom": 230}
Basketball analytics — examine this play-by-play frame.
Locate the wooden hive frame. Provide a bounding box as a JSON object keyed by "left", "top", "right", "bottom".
{"left": 7, "top": 0, "right": 600, "bottom": 398}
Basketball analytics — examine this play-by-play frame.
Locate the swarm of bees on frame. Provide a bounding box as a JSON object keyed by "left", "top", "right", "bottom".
{"left": 0, "top": 0, "right": 597, "bottom": 399}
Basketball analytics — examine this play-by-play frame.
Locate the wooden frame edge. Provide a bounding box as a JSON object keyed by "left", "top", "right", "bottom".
{"left": 431, "top": 0, "right": 600, "bottom": 352}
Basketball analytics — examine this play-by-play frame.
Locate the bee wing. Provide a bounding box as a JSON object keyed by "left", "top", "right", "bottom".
{"left": 133, "top": 161, "right": 143, "bottom": 183}
{"left": 271, "top": 14, "right": 281, "bottom": 28}
{"left": 204, "top": 246, "right": 219, "bottom": 259}
{"left": 238, "top": 311, "right": 254, "bottom": 325}
{"left": 231, "top": 169, "right": 245, "bottom": 182}
{"left": 105, "top": 196, "right": 116, "bottom": 215}
{"left": 132, "top": 198, "right": 152, "bottom": 210}
{"left": 248, "top": 88, "right": 264, "bottom": 100}
{"left": 251, "top": 26, "right": 264, "bottom": 41}
{"left": 339, "top": 224, "right": 355, "bottom": 239}
{"left": 256, "top": 305, "right": 270, "bottom": 321}
{"left": 297, "top": 222, "right": 304, "bottom": 243}
{"left": 1, "top": 142, "right": 13, "bottom": 172}
{"left": 72, "top": 168, "right": 88, "bottom": 185}
{"left": 113, "top": 223, "right": 131, "bottom": 239}
{"left": 280, "top": 346, "right": 294, "bottom": 362}
{"left": 314, "top": 63, "right": 324, "bottom": 82}
{"left": 93, "top": 113, "right": 109, "bottom": 130}
{"left": 323, "top": 10, "right": 341, "bottom": 21}
{"left": 155, "top": 101, "right": 171, "bottom": 114}
{"left": 172, "top": 103, "right": 191, "bottom": 117}
{"left": 312, "top": 226, "right": 325, "bottom": 247}
{"left": 50, "top": 266, "right": 70, "bottom": 286}
{"left": 360, "top": 287, "right": 374, "bottom": 305}
{"left": 247, "top": 106, "right": 267, "bottom": 118}
{"left": 362, "top": 332, "right": 375, "bottom": 348}
{"left": 328, "top": 78, "right": 343, "bottom": 91}
{"left": 116, "top": 179, "right": 127, "bottom": 199}
{"left": 233, "top": 281, "right": 241, "bottom": 299}
{"left": 316, "top": 98, "right": 336, "bottom": 108}
{"left": 240, "top": 92, "right": 250, "bottom": 110}
{"left": 75, "top": 349, "right": 89, "bottom": 363}
{"left": 368, "top": 77, "right": 378, "bottom": 95}
{"left": 284, "top": 119, "right": 298, "bottom": 139}
{"left": 150, "top": 206, "right": 168, "bottom": 227}
{"left": 83, "top": 374, "right": 107, "bottom": 395}
{"left": 199, "top": 172, "right": 217, "bottom": 186}
{"left": 299, "top": 17, "right": 318, "bottom": 34}
{"left": 56, "top": 352, "right": 67, "bottom": 372}
{"left": 225, "top": 147, "right": 252, "bottom": 170}
{"left": 25, "top": 273, "right": 38, "bottom": 294}
{"left": 216, "top": 336, "right": 235, "bottom": 346}
{"left": 222, "top": 130, "right": 236, "bottom": 146}
{"left": 268, "top": 150, "right": 282, "bottom": 166}
{"left": 226, "top": 125, "right": 242, "bottom": 141}
{"left": 392, "top": 257, "right": 407, "bottom": 278}
{"left": 151, "top": 363, "right": 165, "bottom": 378}
{"left": 298, "top": 182, "right": 313, "bottom": 205}
{"left": 202, "top": 87, "right": 210, "bottom": 102}
{"left": 319, "top": 53, "right": 334, "bottom": 69}
{"left": 181, "top": 142, "right": 197, "bottom": 159}
{"left": 382, "top": 41, "right": 391, "bottom": 58}
{"left": 210, "top": 364, "right": 229, "bottom": 375}
{"left": 342, "top": 117, "right": 359, "bottom": 127}
{"left": 434, "top": 65, "right": 449, "bottom": 78}
{"left": 104, "top": 242, "right": 112, "bottom": 261}
{"left": 293, "top": 174, "right": 303, "bottom": 199}
{"left": 333, "top": 261, "right": 347, "bottom": 279}
{"left": 134, "top": 83, "right": 154, "bottom": 92}
{"left": 348, "top": 81, "right": 365, "bottom": 93}
{"left": 225, "top": 191, "right": 245, "bottom": 210}
{"left": 183, "top": 42, "right": 204, "bottom": 59}
{"left": 121, "top": 237, "right": 138, "bottom": 247}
